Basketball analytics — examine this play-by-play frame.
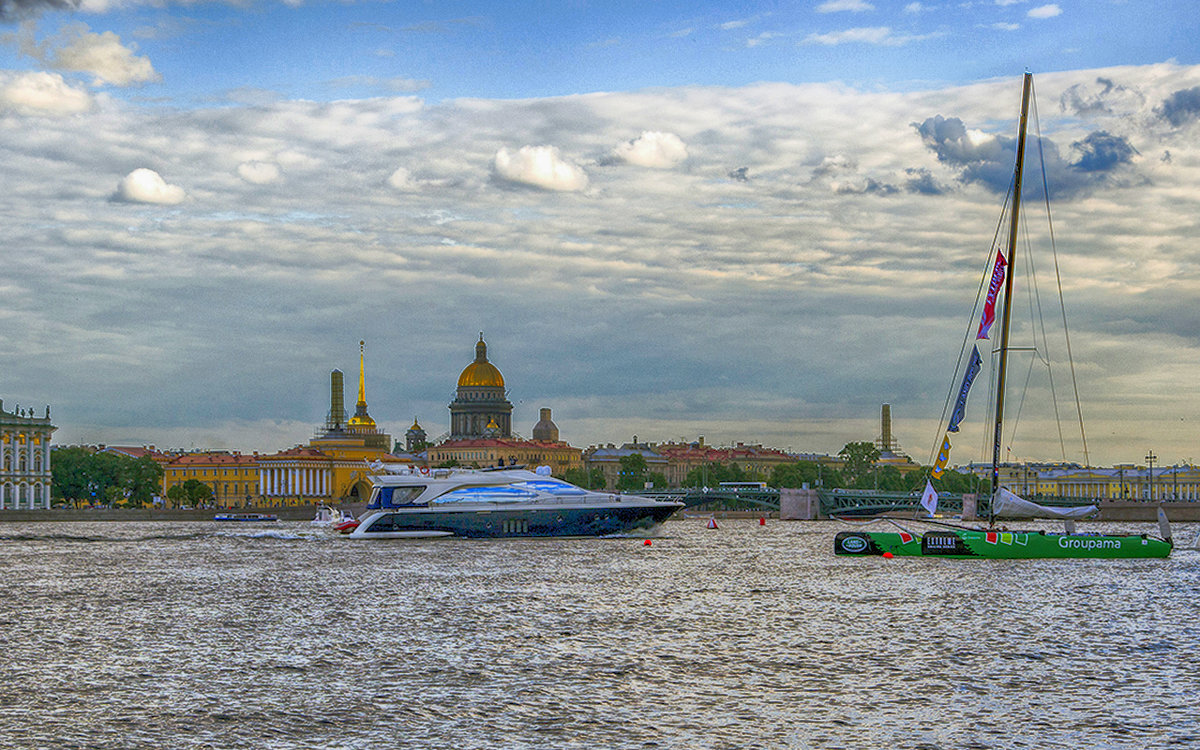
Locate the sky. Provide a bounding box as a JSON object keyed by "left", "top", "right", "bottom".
{"left": 3, "top": 0, "right": 1200, "bottom": 469}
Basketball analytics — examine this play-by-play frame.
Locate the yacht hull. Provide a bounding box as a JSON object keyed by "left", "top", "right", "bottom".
{"left": 834, "top": 529, "right": 1172, "bottom": 559}
{"left": 349, "top": 502, "right": 680, "bottom": 539}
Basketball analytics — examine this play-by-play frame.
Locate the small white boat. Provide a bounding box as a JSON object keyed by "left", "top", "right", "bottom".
{"left": 311, "top": 505, "right": 350, "bottom": 527}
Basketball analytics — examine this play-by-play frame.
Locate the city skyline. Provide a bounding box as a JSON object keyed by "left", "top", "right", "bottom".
{"left": 3, "top": 2, "right": 1200, "bottom": 467}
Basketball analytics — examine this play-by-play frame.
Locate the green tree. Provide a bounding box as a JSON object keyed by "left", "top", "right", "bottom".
{"left": 838, "top": 442, "right": 881, "bottom": 487}
{"left": 617, "top": 453, "right": 648, "bottom": 491}
{"left": 51, "top": 447, "right": 94, "bottom": 506}
{"left": 52, "top": 448, "right": 164, "bottom": 508}
{"left": 646, "top": 472, "right": 668, "bottom": 489}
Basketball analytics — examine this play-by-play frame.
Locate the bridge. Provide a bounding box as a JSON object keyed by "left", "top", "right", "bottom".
{"left": 633, "top": 487, "right": 1100, "bottom": 517}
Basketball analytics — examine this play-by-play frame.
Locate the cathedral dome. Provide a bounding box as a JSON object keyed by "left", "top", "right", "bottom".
{"left": 457, "top": 335, "right": 505, "bottom": 388}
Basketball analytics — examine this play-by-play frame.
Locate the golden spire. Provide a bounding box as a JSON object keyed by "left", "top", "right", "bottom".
{"left": 348, "top": 339, "right": 377, "bottom": 429}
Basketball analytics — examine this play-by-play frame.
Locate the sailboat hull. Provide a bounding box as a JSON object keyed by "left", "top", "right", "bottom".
{"left": 835, "top": 529, "right": 1172, "bottom": 559}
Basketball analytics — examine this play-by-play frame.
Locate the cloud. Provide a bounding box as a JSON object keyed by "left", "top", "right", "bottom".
{"left": 817, "top": 0, "right": 875, "bottom": 12}
{"left": 0, "top": 0, "right": 80, "bottom": 21}
{"left": 1070, "top": 131, "right": 1138, "bottom": 172}
{"left": 111, "top": 168, "right": 186, "bottom": 204}
{"left": 1027, "top": 4, "right": 1062, "bottom": 19}
{"left": 1060, "top": 77, "right": 1144, "bottom": 116}
{"left": 0, "top": 71, "right": 92, "bottom": 116}
{"left": 29, "top": 24, "right": 160, "bottom": 86}
{"left": 493, "top": 145, "right": 589, "bottom": 191}
{"left": 802, "top": 27, "right": 910, "bottom": 46}
{"left": 611, "top": 131, "right": 688, "bottom": 169}
{"left": 914, "top": 115, "right": 1007, "bottom": 164}
{"left": 1155, "top": 85, "right": 1200, "bottom": 127}
{"left": 236, "top": 161, "right": 282, "bottom": 185}
{"left": 914, "top": 114, "right": 1137, "bottom": 197}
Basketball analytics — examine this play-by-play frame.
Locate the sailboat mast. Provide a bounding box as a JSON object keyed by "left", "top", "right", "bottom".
{"left": 991, "top": 72, "right": 1033, "bottom": 502}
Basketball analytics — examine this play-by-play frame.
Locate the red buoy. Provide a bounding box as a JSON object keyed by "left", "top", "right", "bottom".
{"left": 759, "top": 517, "right": 766, "bottom": 526}
{"left": 643, "top": 539, "right": 652, "bottom": 546}
{"left": 883, "top": 551, "right": 894, "bottom": 559}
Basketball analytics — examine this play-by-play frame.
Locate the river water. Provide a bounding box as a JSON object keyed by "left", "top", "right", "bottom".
{"left": 1, "top": 518, "right": 1197, "bottom": 750}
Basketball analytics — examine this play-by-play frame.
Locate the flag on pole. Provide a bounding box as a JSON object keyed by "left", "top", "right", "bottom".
{"left": 947, "top": 345, "right": 983, "bottom": 433}
{"left": 920, "top": 479, "right": 939, "bottom": 517}
{"left": 931, "top": 434, "right": 952, "bottom": 478}
{"left": 977, "top": 251, "right": 1007, "bottom": 340}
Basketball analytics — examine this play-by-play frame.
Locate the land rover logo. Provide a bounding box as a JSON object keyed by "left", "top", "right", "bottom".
{"left": 840, "top": 535, "right": 868, "bottom": 553}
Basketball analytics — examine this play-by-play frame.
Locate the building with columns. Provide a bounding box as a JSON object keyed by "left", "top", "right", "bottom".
{"left": 0, "top": 399, "right": 55, "bottom": 509}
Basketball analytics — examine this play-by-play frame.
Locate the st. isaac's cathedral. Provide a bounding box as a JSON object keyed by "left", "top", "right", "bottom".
{"left": 448, "top": 334, "right": 514, "bottom": 440}
{"left": 428, "top": 334, "right": 581, "bottom": 474}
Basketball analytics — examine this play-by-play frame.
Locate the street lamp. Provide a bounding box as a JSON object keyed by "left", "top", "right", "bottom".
{"left": 1145, "top": 450, "right": 1157, "bottom": 502}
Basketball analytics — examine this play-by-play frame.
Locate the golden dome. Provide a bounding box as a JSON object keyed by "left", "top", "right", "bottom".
{"left": 457, "top": 334, "right": 505, "bottom": 388}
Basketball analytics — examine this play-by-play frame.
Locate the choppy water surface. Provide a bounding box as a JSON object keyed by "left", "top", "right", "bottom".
{"left": 1, "top": 518, "right": 1197, "bottom": 749}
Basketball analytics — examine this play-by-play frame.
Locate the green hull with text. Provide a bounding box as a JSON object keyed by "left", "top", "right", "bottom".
{"left": 834, "top": 529, "right": 1172, "bottom": 559}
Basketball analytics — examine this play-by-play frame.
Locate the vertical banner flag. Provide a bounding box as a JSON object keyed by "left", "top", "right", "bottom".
{"left": 977, "top": 251, "right": 1008, "bottom": 340}
{"left": 920, "top": 479, "right": 939, "bottom": 517}
{"left": 931, "top": 434, "right": 952, "bottom": 478}
{"left": 947, "top": 345, "right": 983, "bottom": 433}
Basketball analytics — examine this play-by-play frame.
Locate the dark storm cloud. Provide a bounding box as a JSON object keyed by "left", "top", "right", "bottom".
{"left": 1155, "top": 85, "right": 1200, "bottom": 127}
{"left": 0, "top": 0, "right": 78, "bottom": 22}
{"left": 1070, "top": 131, "right": 1139, "bottom": 172}
{"left": 904, "top": 167, "right": 947, "bottom": 195}
{"left": 913, "top": 115, "right": 1138, "bottom": 198}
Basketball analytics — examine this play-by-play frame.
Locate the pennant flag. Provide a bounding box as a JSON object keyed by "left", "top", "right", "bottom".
{"left": 947, "top": 345, "right": 983, "bottom": 433}
{"left": 977, "top": 251, "right": 1008, "bottom": 340}
{"left": 930, "top": 434, "right": 952, "bottom": 478}
{"left": 920, "top": 479, "right": 939, "bottom": 517}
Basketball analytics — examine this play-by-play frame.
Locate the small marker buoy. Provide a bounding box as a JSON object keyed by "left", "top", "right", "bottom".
{"left": 759, "top": 517, "right": 766, "bottom": 526}
{"left": 643, "top": 539, "right": 652, "bottom": 546}
{"left": 882, "top": 551, "right": 894, "bottom": 559}
{"left": 706, "top": 517, "right": 718, "bottom": 529}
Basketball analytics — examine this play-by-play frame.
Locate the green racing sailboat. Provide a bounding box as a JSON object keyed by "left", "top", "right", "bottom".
{"left": 835, "top": 72, "right": 1173, "bottom": 560}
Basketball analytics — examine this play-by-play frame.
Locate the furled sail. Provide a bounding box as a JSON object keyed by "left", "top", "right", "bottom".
{"left": 992, "top": 487, "right": 1098, "bottom": 519}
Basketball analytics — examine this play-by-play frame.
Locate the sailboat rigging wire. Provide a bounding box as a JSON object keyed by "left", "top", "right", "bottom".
{"left": 1031, "top": 78, "right": 1091, "bottom": 467}
{"left": 931, "top": 182, "right": 1015, "bottom": 467}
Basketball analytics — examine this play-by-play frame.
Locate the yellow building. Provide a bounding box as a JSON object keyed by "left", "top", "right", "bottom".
{"left": 428, "top": 436, "right": 582, "bottom": 475}
{"left": 162, "top": 452, "right": 261, "bottom": 508}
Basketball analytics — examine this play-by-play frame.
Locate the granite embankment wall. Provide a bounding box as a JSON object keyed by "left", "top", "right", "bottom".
{"left": 0, "top": 505, "right": 367, "bottom": 523}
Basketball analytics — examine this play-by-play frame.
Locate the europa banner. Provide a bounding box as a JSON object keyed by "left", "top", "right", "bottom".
{"left": 977, "top": 251, "right": 1007, "bottom": 340}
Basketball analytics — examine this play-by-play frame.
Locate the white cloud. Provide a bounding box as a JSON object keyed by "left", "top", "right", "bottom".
{"left": 493, "top": 145, "right": 589, "bottom": 191}
{"left": 236, "top": 161, "right": 282, "bottom": 185}
{"left": 40, "top": 25, "right": 160, "bottom": 87}
{"left": 612, "top": 131, "right": 689, "bottom": 169}
{"left": 802, "top": 27, "right": 896, "bottom": 45}
{"left": 386, "top": 166, "right": 414, "bottom": 190}
{"left": 112, "top": 168, "right": 186, "bottom": 204}
{"left": 817, "top": 0, "right": 875, "bottom": 12}
{"left": 1028, "top": 4, "right": 1062, "bottom": 19}
{"left": 0, "top": 71, "right": 92, "bottom": 116}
